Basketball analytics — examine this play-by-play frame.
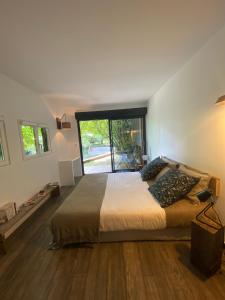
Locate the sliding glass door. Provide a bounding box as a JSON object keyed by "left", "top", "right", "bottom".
{"left": 110, "top": 118, "right": 144, "bottom": 171}
{"left": 79, "top": 120, "right": 112, "bottom": 174}
{"left": 76, "top": 108, "right": 147, "bottom": 174}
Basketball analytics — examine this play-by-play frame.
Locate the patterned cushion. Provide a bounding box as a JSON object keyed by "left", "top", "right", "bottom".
{"left": 155, "top": 166, "right": 171, "bottom": 181}
{"left": 140, "top": 157, "right": 168, "bottom": 181}
{"left": 179, "top": 165, "right": 211, "bottom": 205}
{"left": 149, "top": 169, "right": 200, "bottom": 208}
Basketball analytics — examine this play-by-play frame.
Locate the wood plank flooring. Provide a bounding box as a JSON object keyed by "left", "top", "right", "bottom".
{"left": 0, "top": 186, "right": 225, "bottom": 300}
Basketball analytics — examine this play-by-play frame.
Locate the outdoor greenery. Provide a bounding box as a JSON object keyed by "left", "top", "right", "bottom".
{"left": 0, "top": 144, "right": 4, "bottom": 160}
{"left": 111, "top": 119, "right": 142, "bottom": 167}
{"left": 80, "top": 119, "right": 142, "bottom": 167}
{"left": 80, "top": 120, "right": 109, "bottom": 147}
{"left": 80, "top": 119, "right": 141, "bottom": 151}
{"left": 80, "top": 120, "right": 109, "bottom": 159}
{"left": 38, "top": 127, "right": 49, "bottom": 153}
{"left": 21, "top": 125, "right": 37, "bottom": 155}
{"left": 111, "top": 119, "right": 138, "bottom": 152}
{"left": 21, "top": 125, "right": 49, "bottom": 156}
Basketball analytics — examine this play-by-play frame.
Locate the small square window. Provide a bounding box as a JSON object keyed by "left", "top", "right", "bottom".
{"left": 19, "top": 121, "right": 51, "bottom": 159}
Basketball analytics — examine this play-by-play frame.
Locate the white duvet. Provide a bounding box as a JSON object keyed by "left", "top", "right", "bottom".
{"left": 100, "top": 172, "right": 166, "bottom": 232}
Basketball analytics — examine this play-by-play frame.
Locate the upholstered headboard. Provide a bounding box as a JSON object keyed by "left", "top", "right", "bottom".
{"left": 208, "top": 177, "right": 220, "bottom": 198}
{"left": 162, "top": 156, "right": 220, "bottom": 198}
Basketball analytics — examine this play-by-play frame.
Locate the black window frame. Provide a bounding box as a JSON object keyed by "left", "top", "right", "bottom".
{"left": 75, "top": 107, "right": 147, "bottom": 175}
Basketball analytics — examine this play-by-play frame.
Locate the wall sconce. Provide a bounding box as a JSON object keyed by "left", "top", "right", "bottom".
{"left": 215, "top": 95, "right": 225, "bottom": 105}
{"left": 56, "top": 114, "right": 72, "bottom": 130}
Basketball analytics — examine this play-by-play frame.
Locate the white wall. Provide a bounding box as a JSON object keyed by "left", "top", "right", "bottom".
{"left": 0, "top": 73, "right": 59, "bottom": 208}
{"left": 55, "top": 115, "right": 80, "bottom": 162}
{"left": 147, "top": 25, "right": 225, "bottom": 223}
{"left": 44, "top": 100, "right": 80, "bottom": 162}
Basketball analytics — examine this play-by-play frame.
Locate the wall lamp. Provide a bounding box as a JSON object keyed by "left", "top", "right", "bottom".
{"left": 56, "top": 114, "right": 71, "bottom": 130}
{"left": 215, "top": 95, "right": 225, "bottom": 105}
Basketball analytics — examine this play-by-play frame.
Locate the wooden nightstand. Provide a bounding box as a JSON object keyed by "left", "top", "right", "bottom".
{"left": 191, "top": 217, "right": 224, "bottom": 276}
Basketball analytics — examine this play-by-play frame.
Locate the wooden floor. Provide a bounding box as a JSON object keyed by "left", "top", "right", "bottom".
{"left": 0, "top": 186, "right": 225, "bottom": 300}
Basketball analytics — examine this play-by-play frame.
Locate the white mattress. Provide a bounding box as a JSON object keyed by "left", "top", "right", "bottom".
{"left": 100, "top": 172, "right": 166, "bottom": 232}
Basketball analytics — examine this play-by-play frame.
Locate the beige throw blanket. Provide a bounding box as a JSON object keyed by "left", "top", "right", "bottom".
{"left": 50, "top": 173, "right": 107, "bottom": 246}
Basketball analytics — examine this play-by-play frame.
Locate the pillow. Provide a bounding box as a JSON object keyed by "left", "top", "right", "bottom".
{"left": 179, "top": 165, "right": 211, "bottom": 204}
{"left": 140, "top": 157, "right": 168, "bottom": 181}
{"left": 149, "top": 168, "right": 200, "bottom": 208}
{"left": 155, "top": 157, "right": 180, "bottom": 181}
{"left": 161, "top": 157, "right": 179, "bottom": 169}
{"left": 155, "top": 166, "right": 171, "bottom": 181}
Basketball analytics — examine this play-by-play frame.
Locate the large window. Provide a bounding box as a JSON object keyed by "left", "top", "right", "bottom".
{"left": 19, "top": 121, "right": 51, "bottom": 159}
{"left": 0, "top": 119, "right": 10, "bottom": 167}
{"left": 76, "top": 108, "right": 147, "bottom": 174}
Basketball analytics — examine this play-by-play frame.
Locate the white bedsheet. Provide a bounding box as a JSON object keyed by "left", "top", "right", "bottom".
{"left": 100, "top": 172, "right": 166, "bottom": 232}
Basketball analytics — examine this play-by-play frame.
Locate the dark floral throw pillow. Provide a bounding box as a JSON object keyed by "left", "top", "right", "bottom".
{"left": 140, "top": 157, "right": 168, "bottom": 181}
{"left": 149, "top": 169, "right": 200, "bottom": 208}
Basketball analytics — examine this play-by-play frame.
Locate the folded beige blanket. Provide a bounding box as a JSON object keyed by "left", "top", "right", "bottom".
{"left": 50, "top": 173, "right": 107, "bottom": 246}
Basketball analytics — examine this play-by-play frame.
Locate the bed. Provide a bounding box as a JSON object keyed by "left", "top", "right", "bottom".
{"left": 50, "top": 161, "right": 220, "bottom": 247}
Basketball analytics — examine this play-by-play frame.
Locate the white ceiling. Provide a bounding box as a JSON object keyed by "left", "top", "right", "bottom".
{"left": 1, "top": 0, "right": 225, "bottom": 109}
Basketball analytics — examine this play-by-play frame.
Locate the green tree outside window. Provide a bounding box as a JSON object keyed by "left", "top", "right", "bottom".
{"left": 21, "top": 125, "right": 37, "bottom": 156}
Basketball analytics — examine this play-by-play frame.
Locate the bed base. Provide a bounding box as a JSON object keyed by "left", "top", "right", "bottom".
{"left": 49, "top": 227, "right": 191, "bottom": 249}
{"left": 99, "top": 227, "right": 191, "bottom": 242}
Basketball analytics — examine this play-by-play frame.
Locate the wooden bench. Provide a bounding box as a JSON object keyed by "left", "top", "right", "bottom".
{"left": 0, "top": 184, "right": 60, "bottom": 254}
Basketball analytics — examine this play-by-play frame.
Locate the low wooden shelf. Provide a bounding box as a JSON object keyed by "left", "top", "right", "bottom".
{"left": 0, "top": 184, "right": 60, "bottom": 254}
